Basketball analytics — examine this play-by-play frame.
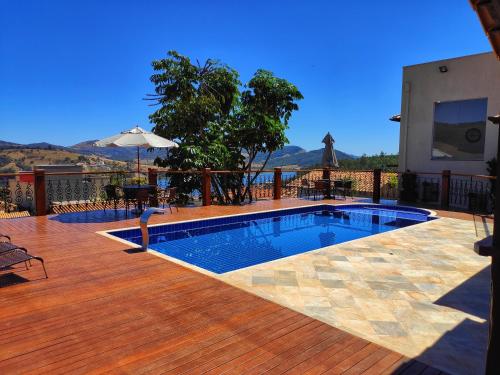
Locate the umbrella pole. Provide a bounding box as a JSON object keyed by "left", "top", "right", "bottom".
{"left": 137, "top": 146, "right": 140, "bottom": 186}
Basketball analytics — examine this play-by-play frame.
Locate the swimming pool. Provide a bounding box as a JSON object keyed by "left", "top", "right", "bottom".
{"left": 106, "top": 204, "right": 435, "bottom": 274}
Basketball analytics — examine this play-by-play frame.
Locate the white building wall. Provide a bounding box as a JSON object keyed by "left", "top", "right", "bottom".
{"left": 398, "top": 52, "right": 500, "bottom": 175}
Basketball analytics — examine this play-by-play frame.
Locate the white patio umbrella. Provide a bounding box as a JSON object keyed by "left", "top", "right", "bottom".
{"left": 94, "top": 126, "right": 178, "bottom": 178}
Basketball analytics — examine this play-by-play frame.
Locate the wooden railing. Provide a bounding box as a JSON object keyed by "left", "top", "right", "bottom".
{"left": 0, "top": 168, "right": 495, "bottom": 216}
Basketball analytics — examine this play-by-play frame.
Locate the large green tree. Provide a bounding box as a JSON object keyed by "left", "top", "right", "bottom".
{"left": 149, "top": 51, "right": 302, "bottom": 203}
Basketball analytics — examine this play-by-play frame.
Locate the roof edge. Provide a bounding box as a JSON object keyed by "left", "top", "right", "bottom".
{"left": 403, "top": 51, "right": 494, "bottom": 70}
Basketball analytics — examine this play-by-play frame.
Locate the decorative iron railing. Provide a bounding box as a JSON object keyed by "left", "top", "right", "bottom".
{"left": 398, "top": 171, "right": 494, "bottom": 213}
{"left": 0, "top": 173, "right": 35, "bottom": 214}
{"left": 45, "top": 171, "right": 142, "bottom": 212}
{"left": 449, "top": 174, "right": 492, "bottom": 212}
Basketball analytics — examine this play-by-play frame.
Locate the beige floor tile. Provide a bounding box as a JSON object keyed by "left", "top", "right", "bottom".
{"left": 221, "top": 217, "right": 491, "bottom": 375}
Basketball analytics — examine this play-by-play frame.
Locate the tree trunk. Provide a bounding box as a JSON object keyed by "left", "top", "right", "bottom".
{"left": 242, "top": 152, "right": 273, "bottom": 202}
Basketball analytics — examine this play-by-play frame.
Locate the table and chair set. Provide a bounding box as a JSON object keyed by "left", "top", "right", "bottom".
{"left": 299, "top": 178, "right": 353, "bottom": 201}
{"left": 103, "top": 184, "right": 179, "bottom": 214}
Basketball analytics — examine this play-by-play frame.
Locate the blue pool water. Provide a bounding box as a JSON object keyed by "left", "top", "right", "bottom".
{"left": 108, "top": 204, "right": 434, "bottom": 274}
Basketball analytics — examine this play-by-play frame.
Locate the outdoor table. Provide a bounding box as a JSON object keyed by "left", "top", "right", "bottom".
{"left": 123, "top": 184, "right": 154, "bottom": 214}
{"left": 317, "top": 179, "right": 333, "bottom": 199}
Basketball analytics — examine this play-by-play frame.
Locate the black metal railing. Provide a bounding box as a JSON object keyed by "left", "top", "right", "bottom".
{"left": 0, "top": 173, "right": 35, "bottom": 214}
{"left": 449, "top": 174, "right": 492, "bottom": 212}
{"left": 416, "top": 173, "right": 441, "bottom": 205}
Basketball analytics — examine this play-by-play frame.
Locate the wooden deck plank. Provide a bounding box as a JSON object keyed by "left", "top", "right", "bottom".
{"left": 206, "top": 319, "right": 336, "bottom": 374}
{"left": 361, "top": 351, "right": 406, "bottom": 374}
{"left": 342, "top": 347, "right": 394, "bottom": 374}
{"left": 283, "top": 335, "right": 359, "bottom": 375}
{"left": 6, "top": 290, "right": 276, "bottom": 373}
{"left": 321, "top": 343, "right": 381, "bottom": 374}
{"left": 0, "top": 200, "right": 445, "bottom": 374}
{"left": 303, "top": 339, "right": 372, "bottom": 375}
{"left": 157, "top": 313, "right": 319, "bottom": 374}
{"left": 245, "top": 328, "right": 348, "bottom": 374}
{"left": 63, "top": 307, "right": 297, "bottom": 375}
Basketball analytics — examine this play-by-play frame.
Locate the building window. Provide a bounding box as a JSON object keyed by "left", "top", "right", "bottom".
{"left": 432, "top": 98, "right": 488, "bottom": 160}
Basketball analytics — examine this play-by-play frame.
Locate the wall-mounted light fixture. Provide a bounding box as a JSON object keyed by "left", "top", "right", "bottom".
{"left": 488, "top": 114, "right": 500, "bottom": 125}
{"left": 439, "top": 65, "right": 448, "bottom": 73}
{"left": 389, "top": 114, "right": 401, "bottom": 122}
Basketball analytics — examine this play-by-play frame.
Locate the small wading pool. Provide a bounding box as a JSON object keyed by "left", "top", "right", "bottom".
{"left": 106, "top": 204, "right": 435, "bottom": 274}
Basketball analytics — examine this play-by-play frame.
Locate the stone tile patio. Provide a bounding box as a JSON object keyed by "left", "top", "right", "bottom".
{"left": 220, "top": 217, "right": 491, "bottom": 375}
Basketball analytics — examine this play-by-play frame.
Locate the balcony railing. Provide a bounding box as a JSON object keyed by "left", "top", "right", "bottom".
{"left": 0, "top": 172, "right": 35, "bottom": 214}
{"left": 0, "top": 168, "right": 495, "bottom": 217}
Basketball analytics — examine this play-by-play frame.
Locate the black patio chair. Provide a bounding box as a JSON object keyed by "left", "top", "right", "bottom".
{"left": 164, "top": 187, "right": 179, "bottom": 213}
{"left": 154, "top": 187, "right": 179, "bottom": 213}
{"left": 313, "top": 180, "right": 330, "bottom": 201}
{"left": 333, "top": 180, "right": 353, "bottom": 200}
{"left": 299, "top": 179, "right": 315, "bottom": 199}
{"left": 123, "top": 188, "right": 138, "bottom": 213}
{"left": 103, "top": 184, "right": 122, "bottom": 211}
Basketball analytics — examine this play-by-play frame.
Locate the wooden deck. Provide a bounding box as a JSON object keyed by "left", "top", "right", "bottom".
{"left": 0, "top": 200, "right": 448, "bottom": 374}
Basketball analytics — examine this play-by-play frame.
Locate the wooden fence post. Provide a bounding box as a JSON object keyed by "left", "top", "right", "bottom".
{"left": 34, "top": 169, "right": 47, "bottom": 216}
{"left": 202, "top": 168, "right": 211, "bottom": 206}
{"left": 273, "top": 167, "right": 282, "bottom": 200}
{"left": 148, "top": 168, "right": 158, "bottom": 207}
{"left": 441, "top": 170, "right": 451, "bottom": 209}
{"left": 372, "top": 169, "right": 381, "bottom": 204}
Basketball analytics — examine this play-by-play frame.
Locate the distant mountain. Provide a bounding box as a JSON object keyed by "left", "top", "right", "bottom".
{"left": 25, "top": 142, "right": 68, "bottom": 150}
{"left": 71, "top": 140, "right": 98, "bottom": 148}
{"left": 255, "top": 145, "right": 357, "bottom": 168}
{"left": 0, "top": 140, "right": 22, "bottom": 149}
{"left": 0, "top": 140, "right": 67, "bottom": 150}
{"left": 0, "top": 139, "right": 357, "bottom": 169}
{"left": 0, "top": 147, "right": 126, "bottom": 173}
{"left": 254, "top": 146, "right": 305, "bottom": 164}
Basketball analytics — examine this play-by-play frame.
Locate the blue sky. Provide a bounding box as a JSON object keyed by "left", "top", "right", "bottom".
{"left": 0, "top": 1, "right": 491, "bottom": 155}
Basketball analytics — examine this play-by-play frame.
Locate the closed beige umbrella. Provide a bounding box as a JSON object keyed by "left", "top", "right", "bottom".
{"left": 322, "top": 132, "right": 339, "bottom": 168}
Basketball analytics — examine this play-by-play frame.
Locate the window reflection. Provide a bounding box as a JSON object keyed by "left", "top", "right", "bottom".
{"left": 432, "top": 98, "right": 487, "bottom": 160}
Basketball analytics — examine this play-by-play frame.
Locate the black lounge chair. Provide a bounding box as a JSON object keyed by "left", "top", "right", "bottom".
{"left": 0, "top": 249, "right": 47, "bottom": 278}
{"left": 0, "top": 241, "right": 21, "bottom": 253}
{"left": 0, "top": 234, "right": 48, "bottom": 278}
{"left": 1, "top": 233, "right": 21, "bottom": 253}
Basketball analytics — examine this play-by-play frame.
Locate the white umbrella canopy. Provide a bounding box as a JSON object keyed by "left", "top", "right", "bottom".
{"left": 94, "top": 126, "right": 178, "bottom": 178}
{"left": 95, "top": 126, "right": 178, "bottom": 148}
